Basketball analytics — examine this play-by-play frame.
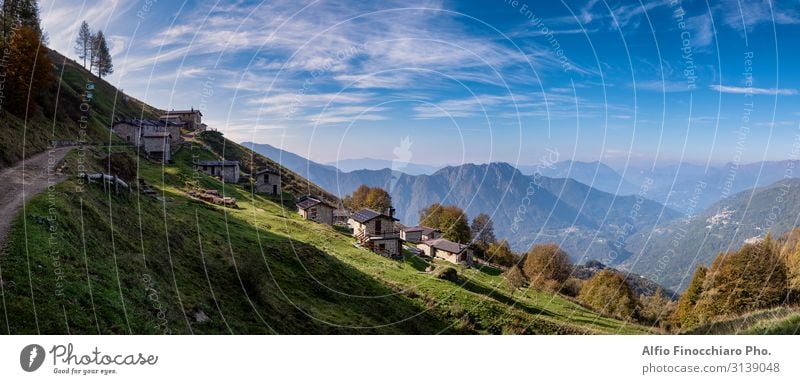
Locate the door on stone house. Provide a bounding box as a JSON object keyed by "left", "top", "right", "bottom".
{"left": 374, "top": 219, "right": 381, "bottom": 234}
{"left": 272, "top": 185, "right": 277, "bottom": 195}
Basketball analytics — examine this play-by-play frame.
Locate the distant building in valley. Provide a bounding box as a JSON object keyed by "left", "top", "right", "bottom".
{"left": 196, "top": 160, "right": 240, "bottom": 183}
{"left": 297, "top": 196, "right": 335, "bottom": 225}
{"left": 349, "top": 208, "right": 401, "bottom": 258}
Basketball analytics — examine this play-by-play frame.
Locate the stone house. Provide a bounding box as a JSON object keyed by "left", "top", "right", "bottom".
{"left": 349, "top": 208, "right": 401, "bottom": 258}
{"left": 142, "top": 132, "right": 172, "bottom": 162}
{"left": 196, "top": 160, "right": 240, "bottom": 183}
{"left": 417, "top": 238, "right": 473, "bottom": 265}
{"left": 160, "top": 108, "right": 203, "bottom": 131}
{"left": 297, "top": 196, "right": 335, "bottom": 225}
{"left": 254, "top": 167, "right": 281, "bottom": 195}
{"left": 112, "top": 119, "right": 183, "bottom": 147}
{"left": 400, "top": 226, "right": 441, "bottom": 244}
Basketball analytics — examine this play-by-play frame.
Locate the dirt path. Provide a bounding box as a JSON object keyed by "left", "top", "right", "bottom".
{"left": 0, "top": 147, "right": 74, "bottom": 248}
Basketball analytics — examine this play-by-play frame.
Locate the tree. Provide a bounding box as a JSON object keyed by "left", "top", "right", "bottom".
{"left": 672, "top": 265, "right": 707, "bottom": 330}
{"left": 419, "top": 203, "right": 470, "bottom": 243}
{"left": 364, "top": 187, "right": 391, "bottom": 212}
{"left": 639, "top": 288, "right": 674, "bottom": 328}
{"left": 75, "top": 20, "right": 91, "bottom": 68}
{"left": 470, "top": 213, "right": 495, "bottom": 249}
{"left": 344, "top": 185, "right": 392, "bottom": 212}
{"left": 578, "top": 270, "right": 637, "bottom": 319}
{"left": 2, "top": 0, "right": 43, "bottom": 49}
{"left": 485, "top": 240, "right": 516, "bottom": 267}
{"left": 3, "top": 25, "right": 52, "bottom": 116}
{"left": 93, "top": 30, "right": 113, "bottom": 78}
{"left": 521, "top": 243, "right": 572, "bottom": 291}
{"left": 504, "top": 265, "right": 526, "bottom": 296}
{"left": 693, "top": 238, "right": 787, "bottom": 322}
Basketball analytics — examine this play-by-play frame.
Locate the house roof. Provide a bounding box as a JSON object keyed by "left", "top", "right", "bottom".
{"left": 297, "top": 196, "right": 334, "bottom": 210}
{"left": 351, "top": 208, "right": 398, "bottom": 223}
{"left": 424, "top": 238, "right": 468, "bottom": 254}
{"left": 163, "top": 109, "right": 202, "bottom": 116}
{"left": 402, "top": 225, "right": 438, "bottom": 235}
{"left": 255, "top": 167, "right": 279, "bottom": 176}
{"left": 196, "top": 160, "right": 239, "bottom": 167}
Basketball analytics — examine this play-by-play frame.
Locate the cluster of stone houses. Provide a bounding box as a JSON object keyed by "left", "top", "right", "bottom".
{"left": 111, "top": 108, "right": 204, "bottom": 162}
{"left": 112, "top": 119, "right": 184, "bottom": 162}
{"left": 297, "top": 199, "right": 473, "bottom": 265}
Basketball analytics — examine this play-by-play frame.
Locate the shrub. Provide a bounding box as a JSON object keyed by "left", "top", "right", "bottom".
{"left": 578, "top": 270, "right": 637, "bottom": 319}
{"left": 522, "top": 243, "right": 572, "bottom": 291}
{"left": 503, "top": 265, "right": 526, "bottom": 295}
{"left": 560, "top": 277, "right": 583, "bottom": 297}
{"left": 432, "top": 266, "right": 459, "bottom": 283}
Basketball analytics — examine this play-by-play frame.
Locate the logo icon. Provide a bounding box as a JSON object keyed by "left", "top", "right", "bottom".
{"left": 20, "top": 344, "right": 45, "bottom": 372}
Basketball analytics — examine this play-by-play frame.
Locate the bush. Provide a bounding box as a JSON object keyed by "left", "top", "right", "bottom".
{"left": 503, "top": 265, "right": 526, "bottom": 295}
{"left": 560, "top": 277, "right": 583, "bottom": 297}
{"left": 578, "top": 270, "right": 637, "bottom": 319}
{"left": 432, "top": 266, "right": 459, "bottom": 283}
{"left": 105, "top": 152, "right": 137, "bottom": 181}
{"left": 693, "top": 239, "right": 787, "bottom": 322}
{"left": 522, "top": 243, "right": 572, "bottom": 291}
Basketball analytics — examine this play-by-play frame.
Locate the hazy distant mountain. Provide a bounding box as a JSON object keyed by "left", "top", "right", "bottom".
{"left": 621, "top": 177, "right": 800, "bottom": 292}
{"left": 386, "top": 163, "right": 680, "bottom": 263}
{"left": 531, "top": 160, "right": 640, "bottom": 196}
{"left": 619, "top": 161, "right": 792, "bottom": 214}
{"left": 326, "top": 158, "right": 441, "bottom": 175}
{"left": 245, "top": 139, "right": 682, "bottom": 264}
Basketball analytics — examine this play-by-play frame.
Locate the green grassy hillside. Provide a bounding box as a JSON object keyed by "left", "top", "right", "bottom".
{"left": 681, "top": 307, "right": 800, "bottom": 335}
{"left": 0, "top": 140, "right": 651, "bottom": 334}
{"left": 0, "top": 49, "right": 160, "bottom": 167}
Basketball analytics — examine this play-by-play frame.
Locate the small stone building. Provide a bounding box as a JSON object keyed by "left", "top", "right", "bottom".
{"left": 400, "top": 226, "right": 441, "bottom": 244}
{"left": 349, "top": 208, "right": 401, "bottom": 258}
{"left": 160, "top": 108, "right": 203, "bottom": 131}
{"left": 142, "top": 132, "right": 172, "bottom": 162}
{"left": 196, "top": 160, "right": 240, "bottom": 183}
{"left": 112, "top": 119, "right": 183, "bottom": 147}
{"left": 417, "top": 238, "right": 473, "bottom": 265}
{"left": 297, "top": 196, "right": 335, "bottom": 225}
{"left": 254, "top": 167, "right": 281, "bottom": 195}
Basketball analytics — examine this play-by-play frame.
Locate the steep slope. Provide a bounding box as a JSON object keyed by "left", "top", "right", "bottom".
{"left": 0, "top": 144, "right": 648, "bottom": 334}
{"left": 0, "top": 49, "right": 159, "bottom": 168}
{"left": 0, "top": 48, "right": 650, "bottom": 335}
{"left": 623, "top": 178, "right": 800, "bottom": 292}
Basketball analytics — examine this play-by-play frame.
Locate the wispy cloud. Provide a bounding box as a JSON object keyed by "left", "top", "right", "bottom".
{"left": 710, "top": 84, "right": 798, "bottom": 95}
{"left": 716, "top": 0, "right": 800, "bottom": 31}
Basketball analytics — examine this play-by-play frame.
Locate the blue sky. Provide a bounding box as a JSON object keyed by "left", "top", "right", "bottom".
{"left": 40, "top": 0, "right": 800, "bottom": 168}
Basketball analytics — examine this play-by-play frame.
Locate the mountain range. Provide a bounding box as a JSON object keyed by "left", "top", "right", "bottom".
{"left": 622, "top": 177, "right": 800, "bottom": 292}
{"left": 246, "top": 141, "right": 800, "bottom": 293}
{"left": 244, "top": 142, "right": 681, "bottom": 262}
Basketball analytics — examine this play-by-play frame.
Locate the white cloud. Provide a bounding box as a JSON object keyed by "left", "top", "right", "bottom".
{"left": 710, "top": 84, "right": 798, "bottom": 95}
